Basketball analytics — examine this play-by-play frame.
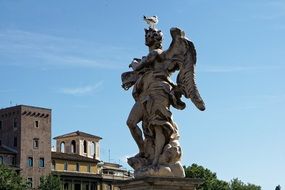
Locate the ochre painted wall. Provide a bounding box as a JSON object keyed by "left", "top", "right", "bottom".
{"left": 53, "top": 159, "right": 98, "bottom": 173}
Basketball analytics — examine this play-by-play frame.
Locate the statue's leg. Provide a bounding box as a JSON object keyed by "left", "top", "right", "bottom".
{"left": 126, "top": 102, "right": 144, "bottom": 155}
{"left": 152, "top": 126, "right": 165, "bottom": 166}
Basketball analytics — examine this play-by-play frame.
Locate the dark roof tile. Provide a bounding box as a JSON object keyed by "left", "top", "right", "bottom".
{"left": 51, "top": 152, "right": 100, "bottom": 163}
{"left": 0, "top": 146, "right": 17, "bottom": 154}
{"left": 53, "top": 130, "right": 102, "bottom": 140}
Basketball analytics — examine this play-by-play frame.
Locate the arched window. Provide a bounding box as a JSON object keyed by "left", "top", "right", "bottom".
{"left": 71, "top": 140, "right": 76, "bottom": 153}
{"left": 83, "top": 140, "right": 87, "bottom": 154}
{"left": 60, "top": 142, "right": 65, "bottom": 153}
{"left": 90, "top": 142, "right": 95, "bottom": 157}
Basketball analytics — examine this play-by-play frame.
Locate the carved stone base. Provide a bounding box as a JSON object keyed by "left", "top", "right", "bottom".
{"left": 116, "top": 177, "right": 203, "bottom": 190}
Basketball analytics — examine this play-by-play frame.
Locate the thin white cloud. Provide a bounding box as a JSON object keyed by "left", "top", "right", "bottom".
{"left": 201, "top": 65, "right": 283, "bottom": 73}
{"left": 0, "top": 29, "right": 126, "bottom": 69}
{"left": 60, "top": 82, "right": 103, "bottom": 96}
{"left": 252, "top": 12, "right": 285, "bottom": 21}
{"left": 33, "top": 53, "right": 123, "bottom": 69}
{"left": 215, "top": 94, "right": 285, "bottom": 113}
{"left": 231, "top": 0, "right": 285, "bottom": 23}
{"left": 246, "top": 0, "right": 285, "bottom": 21}
{"left": 0, "top": 89, "right": 17, "bottom": 93}
{"left": 71, "top": 105, "right": 91, "bottom": 109}
{"left": 240, "top": 94, "right": 285, "bottom": 104}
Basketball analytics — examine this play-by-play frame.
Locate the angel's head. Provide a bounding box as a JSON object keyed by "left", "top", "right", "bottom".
{"left": 144, "top": 28, "right": 163, "bottom": 49}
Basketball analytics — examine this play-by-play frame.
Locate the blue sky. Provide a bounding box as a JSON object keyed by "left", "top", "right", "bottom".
{"left": 0, "top": 0, "right": 284, "bottom": 189}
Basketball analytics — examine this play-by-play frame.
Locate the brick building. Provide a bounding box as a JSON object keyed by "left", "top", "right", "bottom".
{"left": 0, "top": 105, "right": 51, "bottom": 188}
{"left": 0, "top": 105, "right": 131, "bottom": 190}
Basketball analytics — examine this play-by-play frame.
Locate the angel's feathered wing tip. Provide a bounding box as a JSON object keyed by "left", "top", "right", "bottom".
{"left": 195, "top": 99, "right": 206, "bottom": 111}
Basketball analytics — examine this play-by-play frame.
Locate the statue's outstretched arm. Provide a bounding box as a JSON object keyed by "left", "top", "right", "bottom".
{"left": 133, "top": 51, "right": 158, "bottom": 71}
{"left": 122, "top": 50, "right": 158, "bottom": 90}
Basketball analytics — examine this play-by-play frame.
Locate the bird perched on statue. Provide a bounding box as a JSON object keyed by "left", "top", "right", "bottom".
{"left": 143, "top": 15, "right": 158, "bottom": 29}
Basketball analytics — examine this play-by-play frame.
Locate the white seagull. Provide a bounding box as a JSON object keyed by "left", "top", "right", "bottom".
{"left": 143, "top": 15, "right": 158, "bottom": 29}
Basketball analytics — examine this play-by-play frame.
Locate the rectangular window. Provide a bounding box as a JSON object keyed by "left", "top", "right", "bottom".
{"left": 28, "top": 157, "right": 33, "bottom": 167}
{"left": 76, "top": 163, "right": 80, "bottom": 172}
{"left": 33, "top": 138, "right": 39, "bottom": 149}
{"left": 88, "top": 164, "right": 91, "bottom": 173}
{"left": 13, "top": 137, "right": 17, "bottom": 147}
{"left": 34, "top": 121, "right": 39, "bottom": 128}
{"left": 12, "top": 157, "right": 16, "bottom": 165}
{"left": 39, "top": 158, "right": 44, "bottom": 168}
{"left": 13, "top": 118, "right": 17, "bottom": 128}
{"left": 91, "top": 183, "right": 96, "bottom": 190}
{"left": 0, "top": 120, "right": 2, "bottom": 129}
{"left": 64, "top": 162, "right": 68, "bottom": 171}
{"left": 64, "top": 183, "right": 69, "bottom": 190}
{"left": 0, "top": 156, "right": 3, "bottom": 164}
{"left": 27, "top": 178, "right": 33, "bottom": 188}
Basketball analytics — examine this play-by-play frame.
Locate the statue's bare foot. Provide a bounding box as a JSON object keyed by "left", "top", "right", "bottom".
{"left": 152, "top": 157, "right": 159, "bottom": 167}
{"left": 151, "top": 164, "right": 160, "bottom": 172}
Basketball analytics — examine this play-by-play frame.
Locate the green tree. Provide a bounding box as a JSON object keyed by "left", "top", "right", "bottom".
{"left": 39, "top": 174, "right": 61, "bottom": 190}
{"left": 184, "top": 164, "right": 229, "bottom": 190}
{"left": 230, "top": 178, "right": 261, "bottom": 190}
{"left": 0, "top": 164, "right": 27, "bottom": 190}
{"left": 184, "top": 164, "right": 261, "bottom": 190}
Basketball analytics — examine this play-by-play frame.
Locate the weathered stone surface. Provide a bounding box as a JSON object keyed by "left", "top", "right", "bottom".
{"left": 121, "top": 16, "right": 205, "bottom": 178}
{"left": 116, "top": 177, "right": 203, "bottom": 190}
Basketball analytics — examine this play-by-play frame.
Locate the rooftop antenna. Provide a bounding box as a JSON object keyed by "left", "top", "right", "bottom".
{"left": 108, "top": 149, "right": 110, "bottom": 162}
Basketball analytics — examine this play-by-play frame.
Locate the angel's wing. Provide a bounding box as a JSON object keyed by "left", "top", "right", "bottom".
{"left": 165, "top": 27, "right": 205, "bottom": 111}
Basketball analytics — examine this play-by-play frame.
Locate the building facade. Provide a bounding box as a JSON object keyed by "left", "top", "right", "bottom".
{"left": 0, "top": 105, "right": 131, "bottom": 190}
{"left": 0, "top": 146, "right": 17, "bottom": 168}
{"left": 101, "top": 162, "right": 132, "bottom": 189}
{"left": 52, "top": 131, "right": 132, "bottom": 190}
{"left": 0, "top": 105, "right": 52, "bottom": 189}
{"left": 52, "top": 151, "right": 101, "bottom": 190}
{"left": 54, "top": 131, "right": 101, "bottom": 160}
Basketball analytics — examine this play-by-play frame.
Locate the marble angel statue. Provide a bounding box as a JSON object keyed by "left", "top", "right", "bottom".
{"left": 121, "top": 19, "right": 205, "bottom": 178}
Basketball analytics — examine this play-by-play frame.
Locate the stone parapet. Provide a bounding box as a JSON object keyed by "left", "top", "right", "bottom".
{"left": 116, "top": 177, "right": 203, "bottom": 190}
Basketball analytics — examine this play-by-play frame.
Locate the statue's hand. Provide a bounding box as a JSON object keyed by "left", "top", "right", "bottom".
{"left": 170, "top": 86, "right": 186, "bottom": 110}
{"left": 141, "top": 56, "right": 147, "bottom": 63}
{"left": 130, "top": 59, "right": 142, "bottom": 71}
{"left": 134, "top": 58, "right": 141, "bottom": 62}
{"left": 172, "top": 86, "right": 183, "bottom": 97}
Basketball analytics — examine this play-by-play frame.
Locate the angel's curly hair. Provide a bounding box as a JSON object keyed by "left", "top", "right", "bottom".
{"left": 144, "top": 28, "right": 163, "bottom": 49}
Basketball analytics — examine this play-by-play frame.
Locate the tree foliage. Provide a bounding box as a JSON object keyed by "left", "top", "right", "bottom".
{"left": 39, "top": 174, "right": 61, "bottom": 190}
{"left": 0, "top": 164, "right": 27, "bottom": 190}
{"left": 229, "top": 178, "right": 261, "bottom": 190}
{"left": 184, "top": 164, "right": 229, "bottom": 190}
{"left": 184, "top": 164, "right": 261, "bottom": 190}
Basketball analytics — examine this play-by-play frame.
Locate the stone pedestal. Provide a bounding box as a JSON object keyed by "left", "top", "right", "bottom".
{"left": 116, "top": 177, "right": 203, "bottom": 190}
